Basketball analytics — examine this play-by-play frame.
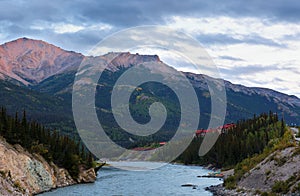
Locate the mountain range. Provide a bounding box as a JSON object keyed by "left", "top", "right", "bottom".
{"left": 0, "top": 37, "right": 299, "bottom": 144}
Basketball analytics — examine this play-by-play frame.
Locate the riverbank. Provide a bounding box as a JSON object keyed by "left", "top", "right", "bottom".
{"left": 205, "top": 184, "right": 249, "bottom": 196}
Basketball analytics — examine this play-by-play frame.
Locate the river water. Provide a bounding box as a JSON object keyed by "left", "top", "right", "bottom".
{"left": 41, "top": 162, "right": 222, "bottom": 196}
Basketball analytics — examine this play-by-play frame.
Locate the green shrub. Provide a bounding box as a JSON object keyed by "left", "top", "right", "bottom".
{"left": 224, "top": 176, "right": 236, "bottom": 189}
{"left": 13, "top": 180, "right": 25, "bottom": 194}
{"left": 292, "top": 182, "right": 300, "bottom": 193}
{"left": 273, "top": 156, "right": 287, "bottom": 166}
{"left": 254, "top": 189, "right": 262, "bottom": 195}
{"left": 265, "top": 170, "right": 271, "bottom": 176}
{"left": 293, "top": 146, "right": 300, "bottom": 156}
{"left": 271, "top": 180, "right": 289, "bottom": 194}
{"left": 260, "top": 192, "right": 268, "bottom": 196}
{"left": 0, "top": 170, "right": 6, "bottom": 177}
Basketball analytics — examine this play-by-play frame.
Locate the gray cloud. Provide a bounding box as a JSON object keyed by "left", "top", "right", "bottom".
{"left": 0, "top": 0, "right": 300, "bottom": 32}
{"left": 0, "top": 0, "right": 298, "bottom": 52}
{"left": 220, "top": 65, "right": 279, "bottom": 76}
{"left": 197, "top": 33, "right": 286, "bottom": 48}
{"left": 219, "top": 56, "right": 245, "bottom": 61}
{"left": 72, "top": 0, "right": 300, "bottom": 25}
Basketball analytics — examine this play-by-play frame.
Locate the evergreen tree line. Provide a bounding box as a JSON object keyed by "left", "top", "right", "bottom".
{"left": 177, "top": 111, "right": 285, "bottom": 168}
{"left": 0, "top": 107, "right": 94, "bottom": 179}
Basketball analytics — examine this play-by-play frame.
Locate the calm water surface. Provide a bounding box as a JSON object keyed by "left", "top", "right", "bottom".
{"left": 41, "top": 162, "right": 222, "bottom": 196}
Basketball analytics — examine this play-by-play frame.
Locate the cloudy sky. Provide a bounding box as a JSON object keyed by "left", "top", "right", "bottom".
{"left": 1, "top": 0, "right": 300, "bottom": 97}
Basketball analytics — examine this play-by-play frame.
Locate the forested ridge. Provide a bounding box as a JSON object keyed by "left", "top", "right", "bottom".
{"left": 0, "top": 107, "right": 94, "bottom": 179}
{"left": 177, "top": 112, "right": 286, "bottom": 168}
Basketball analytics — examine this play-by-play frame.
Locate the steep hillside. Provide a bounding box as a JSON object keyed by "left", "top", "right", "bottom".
{"left": 207, "top": 128, "right": 300, "bottom": 195}
{"left": 237, "top": 146, "right": 300, "bottom": 194}
{"left": 210, "top": 144, "right": 300, "bottom": 195}
{"left": 207, "top": 129, "right": 300, "bottom": 196}
{"left": 0, "top": 137, "right": 96, "bottom": 195}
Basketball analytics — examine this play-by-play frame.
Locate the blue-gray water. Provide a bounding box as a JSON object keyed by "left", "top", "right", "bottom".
{"left": 41, "top": 162, "right": 222, "bottom": 196}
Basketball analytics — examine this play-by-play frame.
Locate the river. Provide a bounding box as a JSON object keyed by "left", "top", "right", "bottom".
{"left": 40, "top": 162, "right": 222, "bottom": 196}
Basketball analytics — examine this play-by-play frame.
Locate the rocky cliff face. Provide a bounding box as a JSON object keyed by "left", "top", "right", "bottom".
{"left": 0, "top": 137, "right": 96, "bottom": 195}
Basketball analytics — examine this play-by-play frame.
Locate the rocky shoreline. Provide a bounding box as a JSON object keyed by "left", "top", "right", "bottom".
{"left": 36, "top": 173, "right": 96, "bottom": 196}
{"left": 205, "top": 184, "right": 249, "bottom": 196}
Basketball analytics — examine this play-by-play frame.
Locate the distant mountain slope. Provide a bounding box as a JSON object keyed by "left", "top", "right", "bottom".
{"left": 0, "top": 38, "right": 83, "bottom": 85}
{"left": 0, "top": 38, "right": 299, "bottom": 142}
{"left": 0, "top": 79, "right": 75, "bottom": 135}
{"left": 183, "top": 72, "right": 300, "bottom": 124}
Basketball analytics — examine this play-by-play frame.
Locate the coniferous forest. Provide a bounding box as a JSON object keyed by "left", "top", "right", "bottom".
{"left": 0, "top": 105, "right": 288, "bottom": 179}
{"left": 177, "top": 112, "right": 286, "bottom": 168}
{"left": 0, "top": 107, "right": 94, "bottom": 179}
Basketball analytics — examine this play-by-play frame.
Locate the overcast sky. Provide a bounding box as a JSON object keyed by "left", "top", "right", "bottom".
{"left": 1, "top": 0, "right": 300, "bottom": 97}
